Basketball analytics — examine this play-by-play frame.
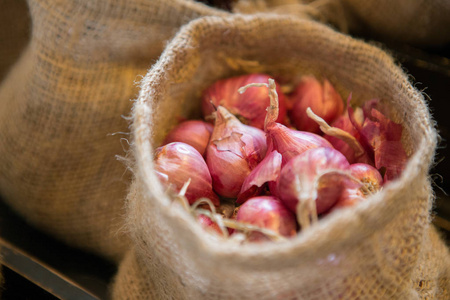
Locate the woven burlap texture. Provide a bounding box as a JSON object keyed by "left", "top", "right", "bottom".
{"left": 0, "top": 0, "right": 30, "bottom": 82}
{"left": 234, "top": 0, "right": 450, "bottom": 46}
{"left": 0, "top": 1, "right": 29, "bottom": 296}
{"left": 340, "top": 0, "right": 450, "bottom": 46}
{"left": 111, "top": 15, "right": 450, "bottom": 299}
{"left": 0, "top": 0, "right": 230, "bottom": 262}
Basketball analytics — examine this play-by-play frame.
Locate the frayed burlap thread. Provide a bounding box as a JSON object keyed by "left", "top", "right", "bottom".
{"left": 112, "top": 15, "right": 449, "bottom": 299}
{"left": 0, "top": 0, "right": 228, "bottom": 262}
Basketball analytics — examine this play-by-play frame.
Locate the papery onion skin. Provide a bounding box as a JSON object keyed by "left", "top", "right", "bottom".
{"left": 277, "top": 147, "right": 350, "bottom": 214}
{"left": 348, "top": 99, "right": 408, "bottom": 181}
{"left": 237, "top": 150, "right": 283, "bottom": 204}
{"left": 266, "top": 122, "right": 333, "bottom": 166}
{"left": 163, "top": 120, "right": 213, "bottom": 156}
{"left": 206, "top": 106, "right": 267, "bottom": 198}
{"left": 330, "top": 181, "right": 364, "bottom": 210}
{"left": 362, "top": 108, "right": 407, "bottom": 181}
{"left": 315, "top": 172, "right": 350, "bottom": 214}
{"left": 349, "top": 163, "right": 383, "bottom": 194}
{"left": 207, "top": 147, "right": 253, "bottom": 198}
{"left": 154, "top": 142, "right": 219, "bottom": 206}
{"left": 234, "top": 196, "right": 297, "bottom": 242}
{"left": 324, "top": 113, "right": 362, "bottom": 164}
{"left": 197, "top": 214, "right": 224, "bottom": 236}
{"left": 289, "top": 77, "right": 344, "bottom": 134}
{"left": 332, "top": 163, "right": 383, "bottom": 209}
{"left": 255, "top": 77, "right": 333, "bottom": 167}
{"left": 202, "top": 74, "right": 288, "bottom": 129}
{"left": 307, "top": 102, "right": 373, "bottom": 167}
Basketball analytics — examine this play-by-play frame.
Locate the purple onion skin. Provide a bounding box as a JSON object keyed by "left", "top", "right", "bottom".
{"left": 163, "top": 120, "right": 213, "bottom": 156}
{"left": 202, "top": 74, "right": 288, "bottom": 129}
{"left": 237, "top": 150, "right": 283, "bottom": 204}
{"left": 288, "top": 77, "right": 344, "bottom": 134}
{"left": 277, "top": 147, "right": 350, "bottom": 214}
{"left": 154, "top": 142, "right": 219, "bottom": 206}
{"left": 235, "top": 196, "right": 297, "bottom": 242}
{"left": 266, "top": 122, "right": 333, "bottom": 166}
{"left": 206, "top": 106, "right": 267, "bottom": 198}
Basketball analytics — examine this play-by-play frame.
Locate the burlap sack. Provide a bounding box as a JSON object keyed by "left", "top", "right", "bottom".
{"left": 0, "top": 0, "right": 230, "bottom": 262}
{"left": 0, "top": 0, "right": 30, "bottom": 82}
{"left": 234, "top": 0, "right": 450, "bottom": 46}
{"left": 0, "top": 1, "right": 29, "bottom": 296}
{"left": 339, "top": 0, "right": 450, "bottom": 47}
{"left": 112, "top": 15, "right": 450, "bottom": 299}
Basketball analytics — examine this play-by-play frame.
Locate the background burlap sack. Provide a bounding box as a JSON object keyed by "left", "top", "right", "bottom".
{"left": 234, "top": 0, "right": 450, "bottom": 47}
{"left": 0, "top": 0, "right": 230, "bottom": 262}
{"left": 112, "top": 15, "right": 450, "bottom": 299}
{"left": 0, "top": 0, "right": 30, "bottom": 82}
{"left": 339, "top": 0, "right": 450, "bottom": 47}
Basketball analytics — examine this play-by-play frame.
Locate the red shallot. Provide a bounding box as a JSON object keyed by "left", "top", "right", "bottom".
{"left": 197, "top": 214, "right": 224, "bottom": 236}
{"left": 277, "top": 147, "right": 350, "bottom": 227}
{"left": 163, "top": 120, "right": 213, "bottom": 156}
{"left": 206, "top": 106, "right": 267, "bottom": 198}
{"left": 288, "top": 76, "right": 344, "bottom": 134}
{"left": 332, "top": 163, "right": 383, "bottom": 209}
{"left": 323, "top": 110, "right": 364, "bottom": 164}
{"left": 306, "top": 106, "right": 372, "bottom": 165}
{"left": 239, "top": 78, "right": 332, "bottom": 166}
{"left": 237, "top": 149, "right": 283, "bottom": 204}
{"left": 202, "top": 74, "right": 288, "bottom": 129}
{"left": 154, "top": 142, "right": 219, "bottom": 206}
{"left": 356, "top": 101, "right": 408, "bottom": 181}
{"left": 234, "top": 196, "right": 297, "bottom": 242}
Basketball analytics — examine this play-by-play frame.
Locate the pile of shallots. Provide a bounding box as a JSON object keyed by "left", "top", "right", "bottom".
{"left": 153, "top": 74, "right": 408, "bottom": 242}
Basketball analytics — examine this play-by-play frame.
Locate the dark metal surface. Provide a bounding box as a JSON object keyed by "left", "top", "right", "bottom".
{"left": 0, "top": 200, "right": 116, "bottom": 299}
{"left": 0, "top": 239, "right": 100, "bottom": 300}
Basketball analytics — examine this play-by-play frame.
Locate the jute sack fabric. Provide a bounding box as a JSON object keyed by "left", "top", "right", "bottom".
{"left": 234, "top": 0, "right": 450, "bottom": 46}
{"left": 0, "top": 0, "right": 229, "bottom": 262}
{"left": 0, "top": 0, "right": 30, "bottom": 82}
{"left": 339, "top": 0, "right": 450, "bottom": 46}
{"left": 112, "top": 15, "right": 450, "bottom": 299}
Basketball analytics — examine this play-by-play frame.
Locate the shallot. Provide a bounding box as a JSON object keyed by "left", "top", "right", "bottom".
{"left": 323, "top": 110, "right": 364, "bottom": 164}
{"left": 356, "top": 101, "right": 408, "bottom": 181}
{"left": 197, "top": 214, "right": 224, "bottom": 236}
{"left": 277, "top": 147, "right": 350, "bottom": 227}
{"left": 234, "top": 196, "right": 297, "bottom": 242}
{"left": 332, "top": 163, "right": 383, "bottom": 209}
{"left": 202, "top": 73, "right": 288, "bottom": 129}
{"left": 163, "top": 120, "right": 213, "bottom": 156}
{"left": 306, "top": 106, "right": 372, "bottom": 165}
{"left": 206, "top": 106, "right": 267, "bottom": 198}
{"left": 239, "top": 78, "right": 332, "bottom": 166}
{"left": 237, "top": 149, "right": 282, "bottom": 204}
{"left": 154, "top": 142, "right": 219, "bottom": 206}
{"left": 288, "top": 76, "right": 344, "bottom": 134}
